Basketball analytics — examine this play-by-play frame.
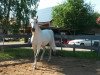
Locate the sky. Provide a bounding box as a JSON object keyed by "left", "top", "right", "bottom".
{"left": 38, "top": 0, "right": 65, "bottom": 9}
{"left": 85, "top": 0, "right": 100, "bottom": 13}
{"left": 38, "top": 0, "right": 100, "bottom": 13}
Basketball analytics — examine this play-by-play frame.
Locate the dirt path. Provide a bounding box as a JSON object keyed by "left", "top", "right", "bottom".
{"left": 0, "top": 57, "right": 100, "bottom": 75}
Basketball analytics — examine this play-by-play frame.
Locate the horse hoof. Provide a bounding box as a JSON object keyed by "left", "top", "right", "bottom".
{"left": 33, "top": 66, "right": 38, "bottom": 70}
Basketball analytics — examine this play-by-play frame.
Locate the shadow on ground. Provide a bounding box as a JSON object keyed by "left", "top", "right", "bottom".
{"left": 0, "top": 48, "right": 100, "bottom": 75}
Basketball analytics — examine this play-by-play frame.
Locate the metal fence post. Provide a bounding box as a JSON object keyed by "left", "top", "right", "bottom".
{"left": 1, "top": 35, "right": 4, "bottom": 51}
{"left": 90, "top": 39, "right": 93, "bottom": 52}
{"left": 60, "top": 32, "right": 63, "bottom": 51}
{"left": 60, "top": 32, "right": 66, "bottom": 51}
{"left": 73, "top": 43, "right": 75, "bottom": 53}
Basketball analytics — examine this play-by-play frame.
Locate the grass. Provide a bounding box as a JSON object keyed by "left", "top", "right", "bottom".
{"left": 56, "top": 50, "right": 100, "bottom": 59}
{"left": 0, "top": 48, "right": 34, "bottom": 60}
{"left": 0, "top": 48, "right": 100, "bottom": 60}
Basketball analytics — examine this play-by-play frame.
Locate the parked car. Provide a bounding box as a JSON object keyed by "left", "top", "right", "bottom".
{"left": 55, "top": 38, "right": 68, "bottom": 47}
{"left": 68, "top": 39, "right": 100, "bottom": 46}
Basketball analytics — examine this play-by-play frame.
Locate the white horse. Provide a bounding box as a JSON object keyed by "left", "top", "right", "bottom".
{"left": 31, "top": 17, "right": 56, "bottom": 69}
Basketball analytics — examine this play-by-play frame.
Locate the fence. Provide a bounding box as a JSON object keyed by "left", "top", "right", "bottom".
{"left": 0, "top": 34, "right": 31, "bottom": 49}
{"left": 0, "top": 34, "right": 100, "bottom": 53}
{"left": 55, "top": 34, "right": 100, "bottom": 53}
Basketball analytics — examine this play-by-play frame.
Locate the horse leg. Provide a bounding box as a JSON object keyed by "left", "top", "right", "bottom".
{"left": 48, "top": 46, "right": 52, "bottom": 61}
{"left": 32, "top": 45, "right": 37, "bottom": 69}
{"left": 33, "top": 45, "right": 41, "bottom": 69}
{"left": 48, "top": 42, "right": 56, "bottom": 61}
{"left": 32, "top": 44, "right": 37, "bottom": 59}
{"left": 40, "top": 46, "right": 46, "bottom": 61}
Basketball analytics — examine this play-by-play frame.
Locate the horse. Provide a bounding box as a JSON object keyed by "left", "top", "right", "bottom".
{"left": 31, "top": 17, "right": 56, "bottom": 69}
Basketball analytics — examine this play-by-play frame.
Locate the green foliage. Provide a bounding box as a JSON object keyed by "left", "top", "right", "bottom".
{"left": 52, "top": 0, "right": 99, "bottom": 32}
{"left": 0, "top": 0, "right": 39, "bottom": 34}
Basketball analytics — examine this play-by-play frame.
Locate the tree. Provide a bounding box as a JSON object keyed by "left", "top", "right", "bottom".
{"left": 0, "top": 0, "right": 39, "bottom": 34}
{"left": 52, "top": 0, "right": 97, "bottom": 33}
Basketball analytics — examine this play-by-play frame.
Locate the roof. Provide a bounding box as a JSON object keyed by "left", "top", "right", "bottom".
{"left": 37, "top": 7, "right": 52, "bottom": 22}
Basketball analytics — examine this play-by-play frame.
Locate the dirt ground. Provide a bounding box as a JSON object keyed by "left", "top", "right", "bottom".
{"left": 0, "top": 57, "right": 100, "bottom": 75}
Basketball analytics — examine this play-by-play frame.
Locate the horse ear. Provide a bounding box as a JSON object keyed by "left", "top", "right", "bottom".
{"left": 34, "top": 16, "right": 38, "bottom": 20}
{"left": 36, "top": 16, "right": 38, "bottom": 19}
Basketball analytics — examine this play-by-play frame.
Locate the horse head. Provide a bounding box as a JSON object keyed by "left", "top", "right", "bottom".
{"left": 34, "top": 16, "right": 38, "bottom": 24}
{"left": 31, "top": 16, "right": 38, "bottom": 31}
